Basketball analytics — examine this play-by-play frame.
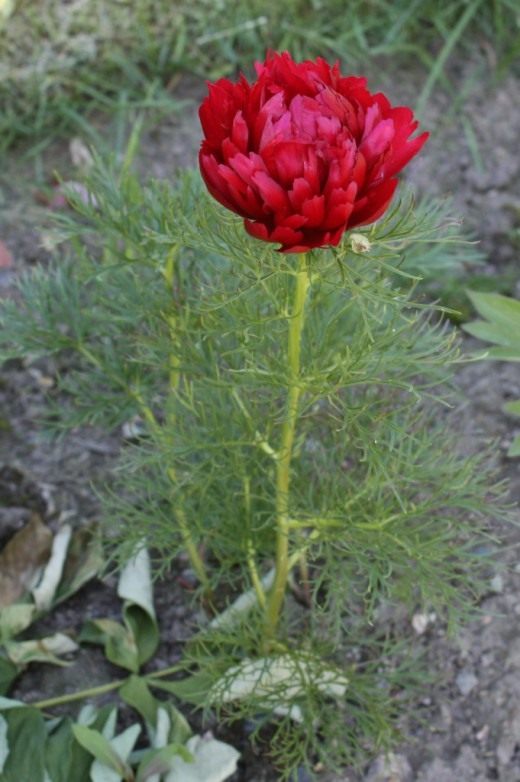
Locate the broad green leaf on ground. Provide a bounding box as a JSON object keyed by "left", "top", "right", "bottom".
{"left": 0, "top": 658, "right": 18, "bottom": 695}
{"left": 120, "top": 676, "right": 191, "bottom": 755}
{"left": 507, "top": 436, "right": 520, "bottom": 457}
{"left": 90, "top": 723, "right": 141, "bottom": 782}
{"left": 32, "top": 525, "right": 72, "bottom": 610}
{"left": 136, "top": 743, "right": 191, "bottom": 782}
{"left": 0, "top": 706, "right": 47, "bottom": 782}
{"left": 0, "top": 714, "right": 8, "bottom": 772}
{"left": 4, "top": 632, "right": 78, "bottom": 666}
{"left": 82, "top": 546, "right": 158, "bottom": 672}
{"left": 81, "top": 618, "right": 140, "bottom": 673}
{"left": 118, "top": 547, "right": 158, "bottom": 665}
{"left": 147, "top": 669, "right": 216, "bottom": 706}
{"left": 54, "top": 526, "right": 104, "bottom": 605}
{"left": 0, "top": 514, "right": 52, "bottom": 608}
{"left": 505, "top": 400, "right": 520, "bottom": 417}
{"left": 0, "top": 603, "right": 35, "bottom": 640}
{"left": 119, "top": 675, "right": 158, "bottom": 728}
{"left": 72, "top": 723, "right": 137, "bottom": 782}
{"left": 209, "top": 568, "right": 275, "bottom": 630}
{"left": 164, "top": 734, "right": 240, "bottom": 782}
{"left": 465, "top": 291, "right": 520, "bottom": 346}
{"left": 464, "top": 290, "right": 520, "bottom": 456}
{"left": 44, "top": 717, "right": 78, "bottom": 782}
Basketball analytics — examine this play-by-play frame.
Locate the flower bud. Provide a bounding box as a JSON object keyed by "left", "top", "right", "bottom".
{"left": 350, "top": 233, "right": 372, "bottom": 254}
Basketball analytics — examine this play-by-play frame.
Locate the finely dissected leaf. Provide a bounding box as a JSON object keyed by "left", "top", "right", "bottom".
{"left": 118, "top": 547, "right": 158, "bottom": 666}
{"left": 32, "top": 525, "right": 72, "bottom": 611}
{"left": 164, "top": 734, "right": 240, "bottom": 782}
{"left": 5, "top": 632, "right": 78, "bottom": 666}
{"left": 208, "top": 654, "right": 349, "bottom": 708}
{"left": 72, "top": 724, "right": 134, "bottom": 780}
{"left": 1, "top": 706, "right": 47, "bottom": 782}
{"left": 0, "top": 514, "right": 52, "bottom": 608}
{"left": 0, "top": 603, "right": 35, "bottom": 640}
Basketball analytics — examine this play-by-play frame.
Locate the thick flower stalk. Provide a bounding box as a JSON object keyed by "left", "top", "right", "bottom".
{"left": 199, "top": 51, "right": 428, "bottom": 253}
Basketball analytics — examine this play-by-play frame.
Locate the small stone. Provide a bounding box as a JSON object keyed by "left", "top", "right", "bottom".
{"left": 455, "top": 669, "right": 478, "bottom": 696}
{"left": 476, "top": 724, "right": 489, "bottom": 742}
{"left": 490, "top": 574, "right": 504, "bottom": 593}
{"left": 364, "top": 751, "right": 412, "bottom": 782}
{"left": 412, "top": 613, "right": 429, "bottom": 635}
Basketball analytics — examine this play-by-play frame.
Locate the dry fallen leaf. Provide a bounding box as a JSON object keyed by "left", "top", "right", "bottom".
{"left": 0, "top": 515, "right": 52, "bottom": 608}
{"left": 69, "top": 138, "right": 94, "bottom": 169}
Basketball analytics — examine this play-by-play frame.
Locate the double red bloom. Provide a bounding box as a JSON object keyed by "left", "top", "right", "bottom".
{"left": 199, "top": 52, "right": 428, "bottom": 253}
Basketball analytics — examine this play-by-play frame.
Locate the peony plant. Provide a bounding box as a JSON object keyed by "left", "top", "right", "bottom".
{"left": 198, "top": 51, "right": 429, "bottom": 644}
{"left": 0, "top": 52, "right": 506, "bottom": 779}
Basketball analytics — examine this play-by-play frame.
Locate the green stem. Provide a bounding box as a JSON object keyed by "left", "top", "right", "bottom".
{"left": 32, "top": 678, "right": 126, "bottom": 710}
{"left": 264, "top": 253, "right": 310, "bottom": 642}
{"left": 163, "top": 247, "right": 212, "bottom": 597}
{"left": 31, "top": 663, "right": 185, "bottom": 711}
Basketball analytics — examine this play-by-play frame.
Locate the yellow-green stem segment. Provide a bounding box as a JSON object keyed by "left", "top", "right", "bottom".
{"left": 164, "top": 247, "right": 211, "bottom": 596}
{"left": 264, "top": 253, "right": 310, "bottom": 641}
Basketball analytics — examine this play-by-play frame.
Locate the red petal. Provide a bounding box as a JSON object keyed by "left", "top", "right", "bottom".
{"left": 349, "top": 178, "right": 398, "bottom": 227}
{"left": 301, "top": 194, "right": 325, "bottom": 227}
{"left": 231, "top": 111, "right": 249, "bottom": 153}
{"left": 252, "top": 171, "right": 289, "bottom": 214}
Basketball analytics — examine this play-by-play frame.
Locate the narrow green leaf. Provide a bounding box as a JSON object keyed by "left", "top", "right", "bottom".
{"left": 146, "top": 671, "right": 216, "bottom": 707}
{"left": 486, "top": 347, "right": 520, "bottom": 361}
{"left": 467, "top": 290, "right": 520, "bottom": 330}
{"left": 81, "top": 619, "right": 139, "bottom": 673}
{"left": 119, "top": 547, "right": 159, "bottom": 666}
{"left": 119, "top": 676, "right": 158, "bottom": 728}
{"left": 136, "top": 743, "right": 191, "bottom": 782}
{"left": 0, "top": 658, "right": 19, "bottom": 695}
{"left": 71, "top": 725, "right": 132, "bottom": 779}
{"left": 164, "top": 734, "right": 240, "bottom": 782}
{"left": 463, "top": 319, "right": 520, "bottom": 350}
{"left": 0, "top": 604, "right": 36, "bottom": 640}
{"left": 44, "top": 718, "right": 78, "bottom": 782}
{"left": 0, "top": 714, "right": 9, "bottom": 772}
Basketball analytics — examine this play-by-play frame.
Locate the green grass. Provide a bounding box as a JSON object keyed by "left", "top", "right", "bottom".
{"left": 0, "top": 0, "right": 519, "bottom": 153}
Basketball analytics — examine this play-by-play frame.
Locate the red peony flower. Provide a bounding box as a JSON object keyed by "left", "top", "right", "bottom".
{"left": 199, "top": 52, "right": 428, "bottom": 253}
